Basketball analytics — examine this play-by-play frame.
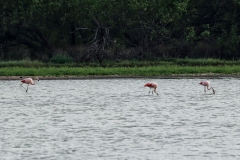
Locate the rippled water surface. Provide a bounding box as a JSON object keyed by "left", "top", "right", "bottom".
{"left": 1, "top": 78, "right": 240, "bottom": 159}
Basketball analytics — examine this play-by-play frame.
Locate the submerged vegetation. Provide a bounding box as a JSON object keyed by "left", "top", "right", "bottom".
{"left": 0, "top": 59, "right": 240, "bottom": 77}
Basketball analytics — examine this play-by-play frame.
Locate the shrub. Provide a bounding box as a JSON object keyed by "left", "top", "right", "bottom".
{"left": 50, "top": 55, "right": 74, "bottom": 64}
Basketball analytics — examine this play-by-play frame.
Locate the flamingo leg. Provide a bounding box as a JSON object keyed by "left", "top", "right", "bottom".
{"left": 204, "top": 86, "right": 206, "bottom": 93}
{"left": 148, "top": 88, "right": 151, "bottom": 94}
{"left": 26, "top": 84, "right": 29, "bottom": 92}
{"left": 20, "top": 84, "right": 27, "bottom": 92}
{"left": 154, "top": 88, "right": 158, "bottom": 96}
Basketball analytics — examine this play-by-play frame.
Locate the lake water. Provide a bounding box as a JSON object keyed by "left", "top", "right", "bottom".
{"left": 0, "top": 78, "right": 240, "bottom": 159}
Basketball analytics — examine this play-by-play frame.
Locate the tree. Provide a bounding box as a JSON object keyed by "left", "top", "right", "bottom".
{"left": 112, "top": 0, "right": 190, "bottom": 59}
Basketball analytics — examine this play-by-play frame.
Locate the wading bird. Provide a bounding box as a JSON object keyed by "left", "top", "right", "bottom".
{"left": 144, "top": 82, "right": 158, "bottom": 95}
{"left": 20, "top": 77, "right": 39, "bottom": 92}
{"left": 199, "top": 80, "right": 215, "bottom": 94}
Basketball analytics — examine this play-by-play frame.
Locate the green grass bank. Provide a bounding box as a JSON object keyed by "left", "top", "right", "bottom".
{"left": 1, "top": 59, "right": 240, "bottom": 78}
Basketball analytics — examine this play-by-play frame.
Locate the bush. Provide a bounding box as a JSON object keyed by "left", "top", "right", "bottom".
{"left": 50, "top": 55, "right": 74, "bottom": 64}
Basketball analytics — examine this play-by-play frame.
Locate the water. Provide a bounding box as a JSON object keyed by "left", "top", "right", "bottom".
{"left": 0, "top": 78, "right": 240, "bottom": 159}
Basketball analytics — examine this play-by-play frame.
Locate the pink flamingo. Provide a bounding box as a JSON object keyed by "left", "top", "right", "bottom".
{"left": 144, "top": 82, "right": 158, "bottom": 95}
{"left": 20, "top": 77, "right": 39, "bottom": 92}
{"left": 199, "top": 80, "right": 215, "bottom": 94}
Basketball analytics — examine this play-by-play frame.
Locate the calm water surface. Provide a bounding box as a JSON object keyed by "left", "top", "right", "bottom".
{"left": 0, "top": 78, "right": 240, "bottom": 159}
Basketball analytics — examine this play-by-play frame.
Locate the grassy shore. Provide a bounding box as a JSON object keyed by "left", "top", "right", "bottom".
{"left": 0, "top": 59, "right": 240, "bottom": 79}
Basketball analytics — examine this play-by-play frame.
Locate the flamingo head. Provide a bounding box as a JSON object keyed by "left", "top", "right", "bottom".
{"left": 34, "top": 77, "right": 40, "bottom": 81}
{"left": 144, "top": 83, "right": 150, "bottom": 87}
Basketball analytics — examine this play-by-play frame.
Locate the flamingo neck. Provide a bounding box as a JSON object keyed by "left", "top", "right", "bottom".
{"left": 32, "top": 79, "right": 38, "bottom": 85}
{"left": 207, "top": 86, "right": 215, "bottom": 94}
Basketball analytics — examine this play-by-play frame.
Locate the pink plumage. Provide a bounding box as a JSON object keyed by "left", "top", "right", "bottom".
{"left": 199, "top": 80, "right": 215, "bottom": 94}
{"left": 20, "top": 77, "right": 39, "bottom": 92}
{"left": 21, "top": 78, "right": 35, "bottom": 85}
{"left": 144, "top": 82, "right": 158, "bottom": 95}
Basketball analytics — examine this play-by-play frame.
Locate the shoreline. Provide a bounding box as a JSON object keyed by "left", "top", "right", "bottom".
{"left": 1, "top": 74, "right": 240, "bottom": 80}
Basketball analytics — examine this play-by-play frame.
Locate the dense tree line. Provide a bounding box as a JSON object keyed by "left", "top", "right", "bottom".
{"left": 0, "top": 0, "right": 240, "bottom": 62}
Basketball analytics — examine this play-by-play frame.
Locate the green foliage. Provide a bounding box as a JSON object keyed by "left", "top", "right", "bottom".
{"left": 185, "top": 27, "right": 196, "bottom": 42}
{"left": 50, "top": 55, "right": 74, "bottom": 64}
{"left": 0, "top": 0, "right": 240, "bottom": 60}
{"left": 1, "top": 58, "right": 240, "bottom": 68}
{"left": 0, "top": 60, "right": 44, "bottom": 67}
{"left": 1, "top": 64, "right": 240, "bottom": 77}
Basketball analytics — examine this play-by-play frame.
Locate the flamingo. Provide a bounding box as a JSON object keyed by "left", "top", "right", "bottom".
{"left": 144, "top": 82, "right": 158, "bottom": 95}
{"left": 199, "top": 80, "right": 215, "bottom": 94}
{"left": 20, "top": 77, "right": 39, "bottom": 92}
